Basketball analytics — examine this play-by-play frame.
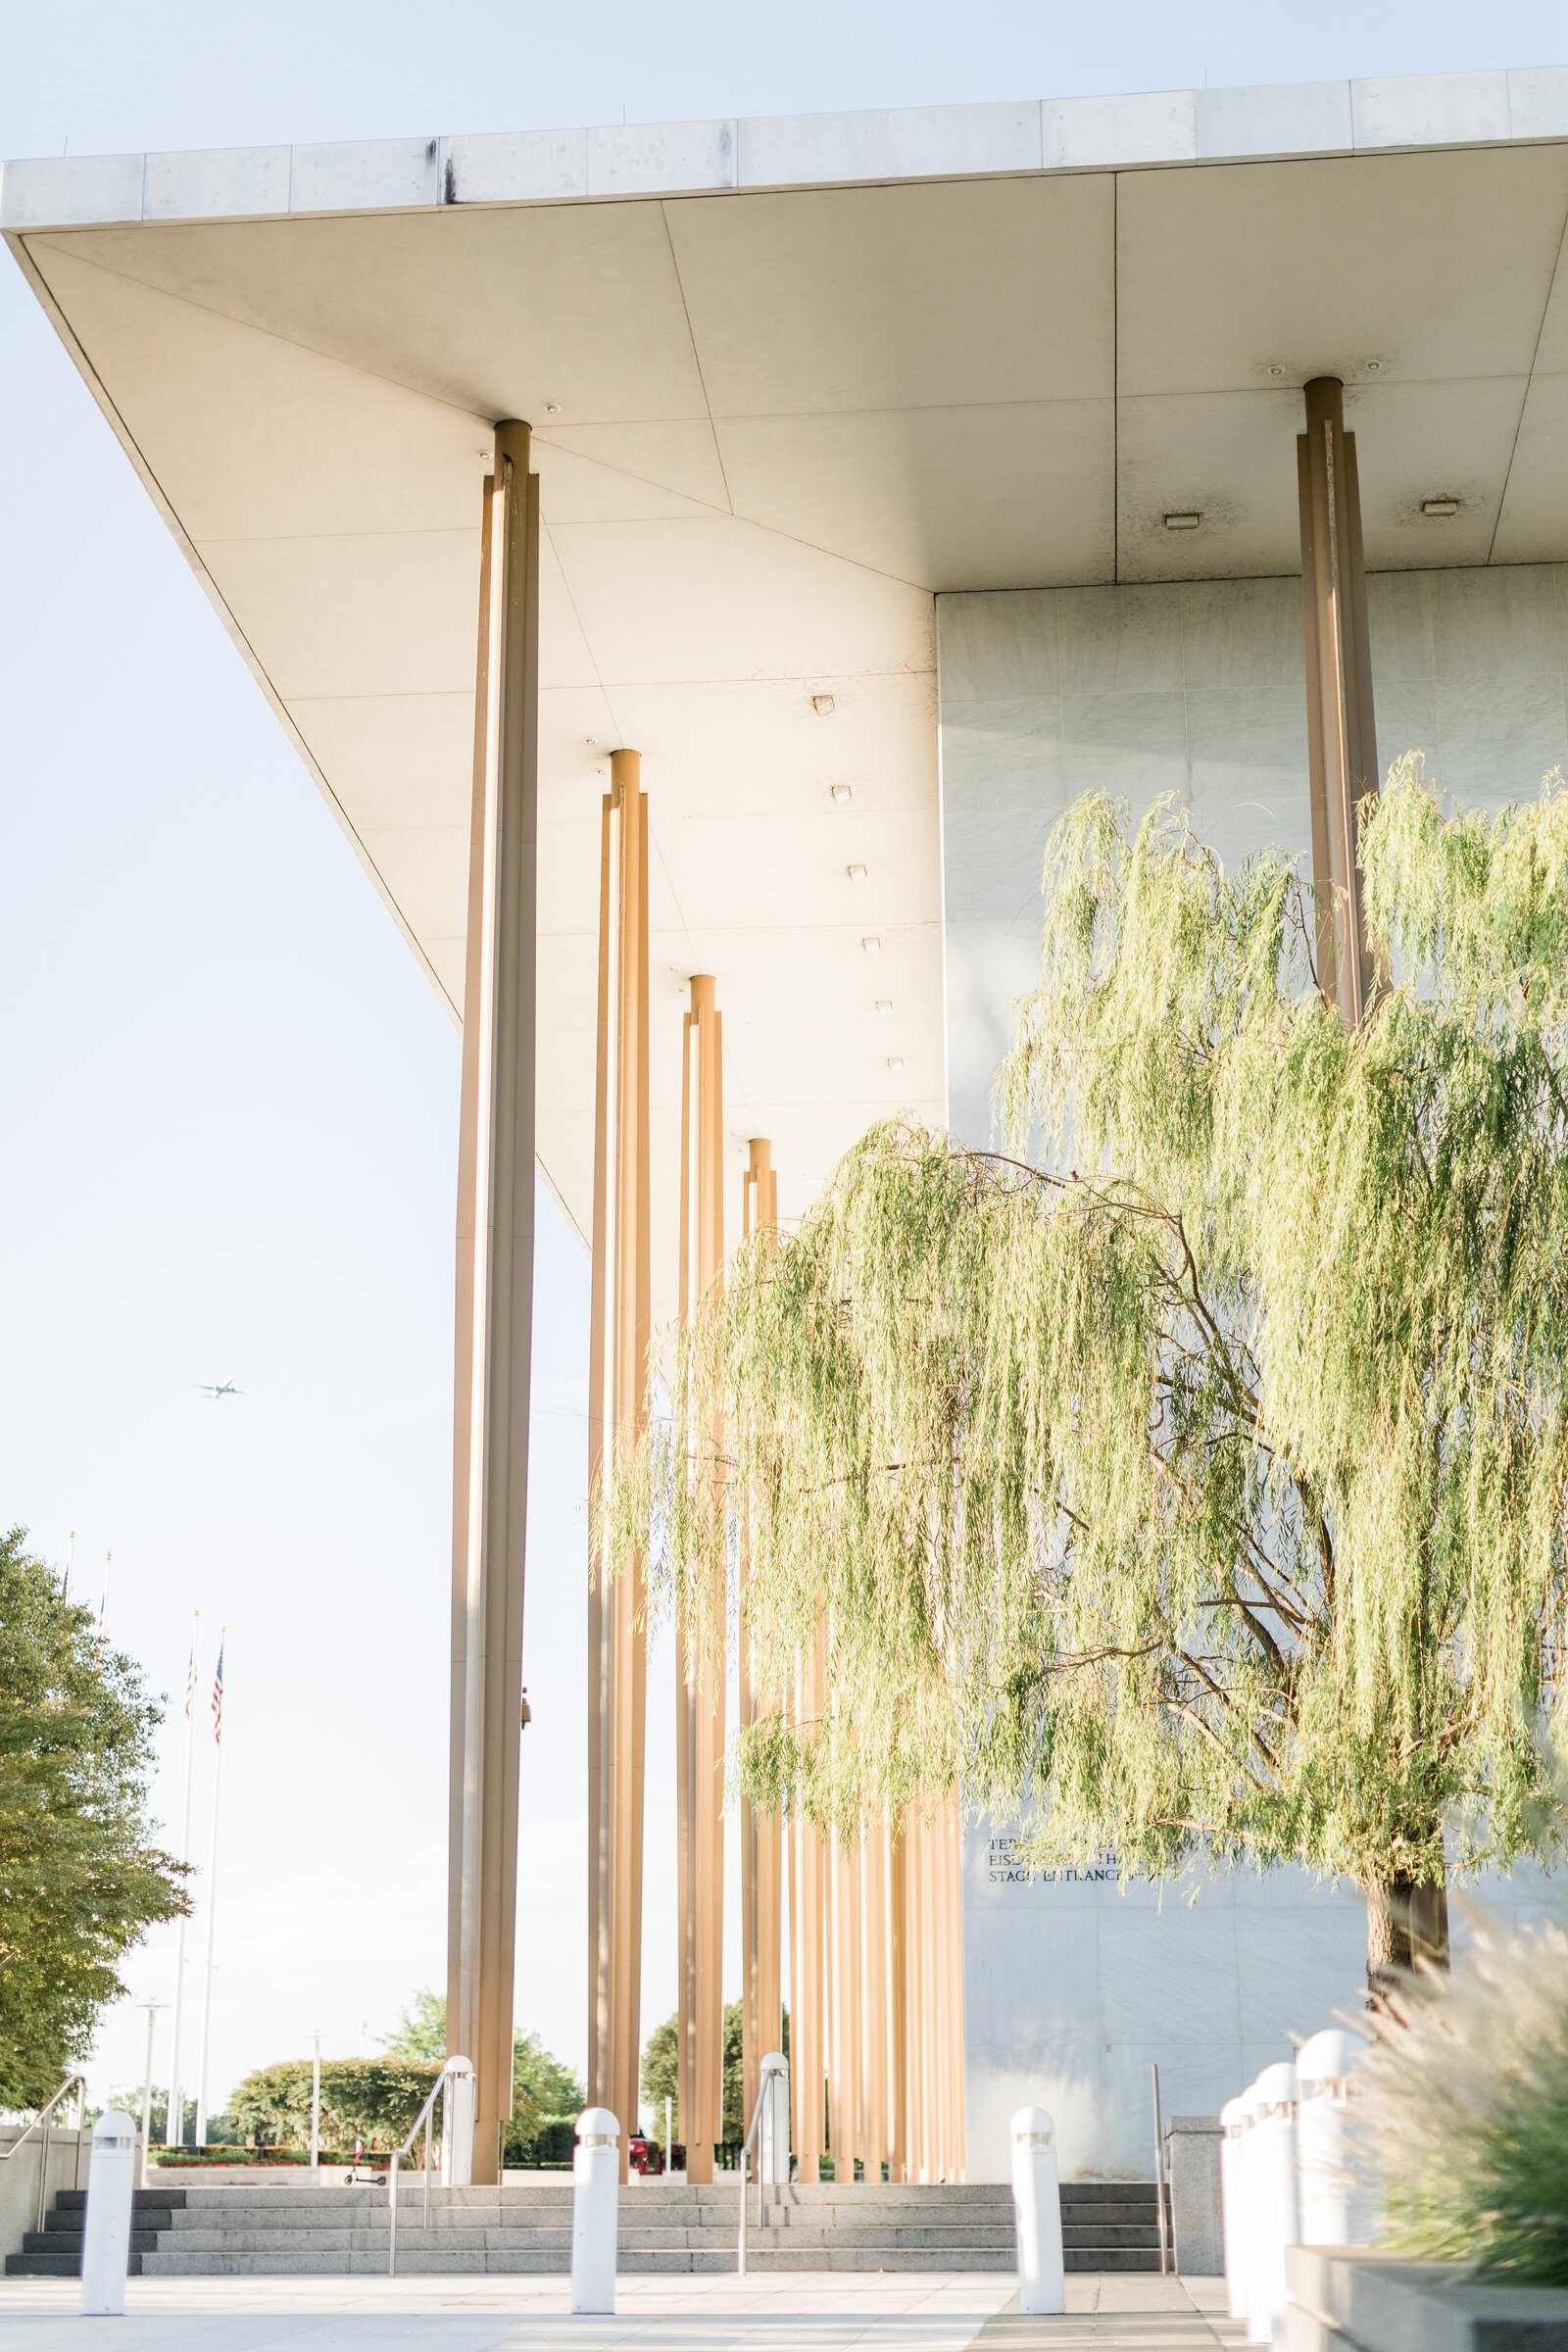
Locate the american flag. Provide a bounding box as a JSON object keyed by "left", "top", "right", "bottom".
{"left": 184, "top": 1631, "right": 197, "bottom": 1718}
{"left": 211, "top": 1637, "right": 224, "bottom": 1746}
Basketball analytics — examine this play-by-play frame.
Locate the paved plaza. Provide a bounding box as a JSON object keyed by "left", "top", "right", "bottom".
{"left": 0, "top": 2274, "right": 1234, "bottom": 2349}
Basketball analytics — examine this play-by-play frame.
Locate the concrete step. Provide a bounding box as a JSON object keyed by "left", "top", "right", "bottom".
{"left": 146, "top": 2223, "right": 1016, "bottom": 2255}
{"left": 139, "top": 2245, "right": 1019, "bottom": 2277}
{"left": 21, "top": 2230, "right": 165, "bottom": 2256}
{"left": 51, "top": 2189, "right": 186, "bottom": 2214}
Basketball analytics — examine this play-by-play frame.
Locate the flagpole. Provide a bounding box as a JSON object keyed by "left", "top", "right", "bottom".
{"left": 194, "top": 1631, "right": 225, "bottom": 2151}
{"left": 165, "top": 1611, "right": 199, "bottom": 2149}
{"left": 96, "top": 1551, "right": 113, "bottom": 1661}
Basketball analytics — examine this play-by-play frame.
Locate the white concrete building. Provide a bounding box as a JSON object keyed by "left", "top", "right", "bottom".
{"left": 9, "top": 63, "right": 1568, "bottom": 2183}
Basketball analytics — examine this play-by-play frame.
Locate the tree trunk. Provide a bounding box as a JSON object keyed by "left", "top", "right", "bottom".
{"left": 1364, "top": 1874, "right": 1449, "bottom": 1997}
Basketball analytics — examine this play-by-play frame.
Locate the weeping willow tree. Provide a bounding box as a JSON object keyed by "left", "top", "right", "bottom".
{"left": 612, "top": 767, "right": 1568, "bottom": 1983}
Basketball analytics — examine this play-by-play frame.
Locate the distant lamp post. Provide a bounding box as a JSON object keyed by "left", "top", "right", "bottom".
{"left": 137, "top": 2001, "right": 163, "bottom": 2189}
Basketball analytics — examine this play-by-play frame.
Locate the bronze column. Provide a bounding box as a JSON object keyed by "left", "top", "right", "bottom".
{"left": 1298, "top": 376, "right": 1380, "bottom": 1025}
{"left": 587, "top": 751, "right": 652, "bottom": 2177}
{"left": 447, "top": 419, "right": 540, "bottom": 2181}
{"left": 740, "top": 1141, "right": 783, "bottom": 2143}
{"left": 676, "top": 976, "right": 725, "bottom": 2182}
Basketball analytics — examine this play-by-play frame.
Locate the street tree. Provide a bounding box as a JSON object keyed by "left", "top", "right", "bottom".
{"left": 640, "top": 2001, "right": 756, "bottom": 2146}
{"left": 227, "top": 2056, "right": 448, "bottom": 2151}
{"left": 0, "top": 1528, "right": 187, "bottom": 2106}
{"left": 378, "top": 1989, "right": 585, "bottom": 2150}
{"left": 621, "top": 774, "right": 1568, "bottom": 1983}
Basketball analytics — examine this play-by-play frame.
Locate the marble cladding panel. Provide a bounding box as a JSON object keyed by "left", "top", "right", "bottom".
{"left": 586, "top": 119, "right": 737, "bottom": 195}
{"left": 288, "top": 138, "right": 440, "bottom": 212}
{"left": 1350, "top": 70, "right": 1511, "bottom": 150}
{"left": 443, "top": 130, "right": 589, "bottom": 203}
{"left": 1045, "top": 90, "right": 1198, "bottom": 170}
{"left": 1058, "top": 692, "right": 1190, "bottom": 810}
{"left": 1194, "top": 79, "right": 1353, "bottom": 161}
{"left": 888, "top": 102, "right": 1045, "bottom": 180}
{"left": 1507, "top": 66, "right": 1568, "bottom": 141}
{"left": 1055, "top": 585, "right": 1187, "bottom": 697}
{"left": 0, "top": 150, "right": 145, "bottom": 226}
{"left": 938, "top": 594, "right": 1060, "bottom": 703}
{"left": 962, "top": 1828, "right": 1370, "bottom": 2180}
{"left": 143, "top": 147, "right": 290, "bottom": 220}
{"left": 738, "top": 110, "right": 888, "bottom": 188}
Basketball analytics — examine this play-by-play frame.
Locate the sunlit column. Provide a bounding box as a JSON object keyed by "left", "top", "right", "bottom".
{"left": 677, "top": 975, "right": 725, "bottom": 2182}
{"left": 448, "top": 420, "right": 540, "bottom": 2183}
{"left": 740, "top": 1140, "right": 784, "bottom": 2143}
{"left": 1298, "top": 375, "right": 1380, "bottom": 1026}
{"left": 587, "top": 750, "right": 652, "bottom": 2180}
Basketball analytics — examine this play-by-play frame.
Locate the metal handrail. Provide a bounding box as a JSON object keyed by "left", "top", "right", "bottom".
{"left": 736, "top": 2058, "right": 787, "bottom": 2278}
{"left": 386, "top": 2058, "right": 471, "bottom": 2278}
{"left": 0, "top": 2074, "right": 87, "bottom": 2232}
{"left": 1152, "top": 2062, "right": 1170, "bottom": 2278}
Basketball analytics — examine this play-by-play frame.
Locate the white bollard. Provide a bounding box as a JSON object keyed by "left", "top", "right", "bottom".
{"left": 1232, "top": 2080, "right": 1265, "bottom": 2329}
{"left": 80, "top": 2110, "right": 137, "bottom": 2317}
{"left": 440, "top": 2058, "right": 475, "bottom": 2188}
{"left": 571, "top": 2106, "right": 619, "bottom": 2316}
{"left": 760, "top": 2052, "right": 790, "bottom": 2185}
{"left": 1219, "top": 2094, "right": 1248, "bottom": 2321}
{"left": 1297, "top": 2030, "right": 1371, "bottom": 2247}
{"left": 1010, "top": 2107, "right": 1066, "bottom": 2316}
{"left": 1246, "top": 2063, "right": 1299, "bottom": 2348}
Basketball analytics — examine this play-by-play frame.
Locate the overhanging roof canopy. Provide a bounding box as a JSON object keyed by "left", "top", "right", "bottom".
{"left": 9, "top": 65, "right": 1568, "bottom": 1295}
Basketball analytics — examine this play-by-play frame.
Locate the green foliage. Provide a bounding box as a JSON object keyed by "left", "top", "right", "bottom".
{"left": 640, "top": 2012, "right": 677, "bottom": 2136}
{"left": 380, "top": 1988, "right": 446, "bottom": 2064}
{"left": 226, "top": 2057, "right": 444, "bottom": 2151}
{"left": 0, "top": 1528, "right": 188, "bottom": 2107}
{"left": 514, "top": 2031, "right": 585, "bottom": 2122}
{"left": 376, "top": 1990, "right": 585, "bottom": 2155}
{"left": 639, "top": 2002, "right": 759, "bottom": 2144}
{"left": 1359, "top": 1910, "right": 1568, "bottom": 2282}
{"left": 616, "top": 774, "right": 1568, "bottom": 1920}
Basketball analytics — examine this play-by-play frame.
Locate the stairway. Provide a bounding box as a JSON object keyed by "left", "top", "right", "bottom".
{"left": 5, "top": 2176, "right": 1168, "bottom": 2277}
{"left": 5, "top": 2187, "right": 186, "bottom": 2277}
{"left": 1060, "top": 2182, "right": 1168, "bottom": 2272}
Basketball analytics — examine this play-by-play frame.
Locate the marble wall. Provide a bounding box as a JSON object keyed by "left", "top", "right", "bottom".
{"left": 938, "top": 564, "right": 1568, "bottom": 1146}
{"left": 940, "top": 564, "right": 1568, "bottom": 2181}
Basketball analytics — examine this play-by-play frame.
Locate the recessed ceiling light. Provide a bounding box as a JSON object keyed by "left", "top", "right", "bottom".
{"left": 862, "top": 936, "right": 881, "bottom": 954}
{"left": 1363, "top": 360, "right": 1384, "bottom": 372}
{"left": 1164, "top": 513, "right": 1201, "bottom": 531}
{"left": 886, "top": 1056, "right": 905, "bottom": 1072}
{"left": 812, "top": 694, "right": 836, "bottom": 715}
{"left": 545, "top": 403, "right": 563, "bottom": 414}
{"left": 876, "top": 1000, "right": 894, "bottom": 1016}
{"left": 1421, "top": 498, "right": 1460, "bottom": 518}
{"left": 831, "top": 784, "right": 853, "bottom": 805}
{"left": 1267, "top": 365, "right": 1287, "bottom": 378}
{"left": 847, "top": 863, "right": 867, "bottom": 882}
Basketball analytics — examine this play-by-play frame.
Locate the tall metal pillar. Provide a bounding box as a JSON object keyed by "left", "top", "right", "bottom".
{"left": 1298, "top": 376, "right": 1380, "bottom": 1026}
{"left": 788, "top": 1631, "right": 827, "bottom": 2180}
{"left": 588, "top": 750, "right": 652, "bottom": 2178}
{"left": 677, "top": 976, "right": 725, "bottom": 2182}
{"left": 740, "top": 1141, "right": 783, "bottom": 2144}
{"left": 447, "top": 419, "right": 540, "bottom": 2182}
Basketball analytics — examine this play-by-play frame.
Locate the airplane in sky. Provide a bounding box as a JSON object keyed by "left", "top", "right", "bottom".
{"left": 194, "top": 1381, "right": 242, "bottom": 1399}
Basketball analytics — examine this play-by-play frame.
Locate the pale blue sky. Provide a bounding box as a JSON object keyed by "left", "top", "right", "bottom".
{"left": 2, "top": 0, "right": 1563, "bottom": 2122}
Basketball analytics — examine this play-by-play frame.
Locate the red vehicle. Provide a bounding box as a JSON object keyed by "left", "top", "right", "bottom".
{"left": 628, "top": 2136, "right": 668, "bottom": 2176}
